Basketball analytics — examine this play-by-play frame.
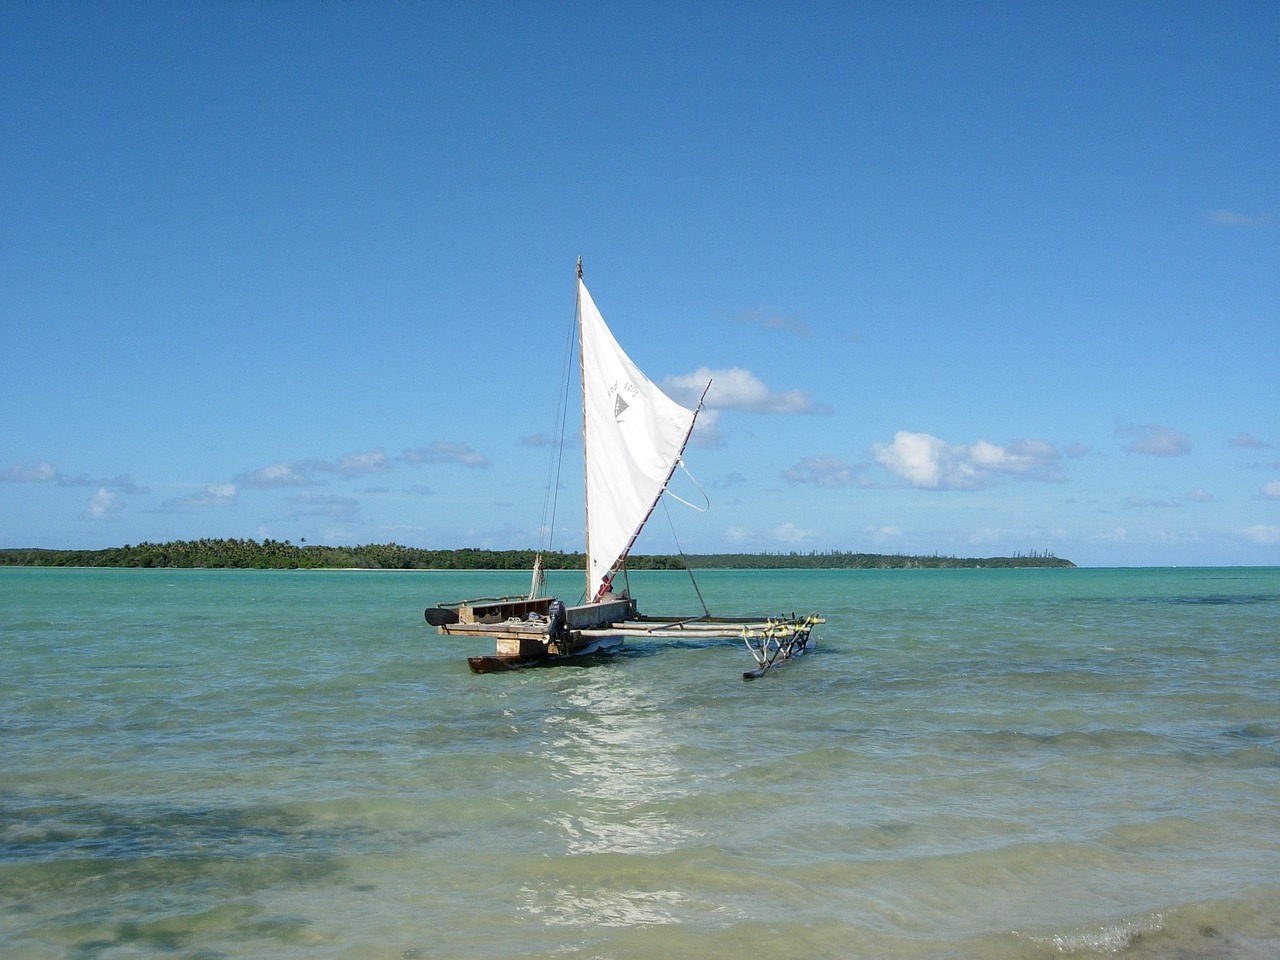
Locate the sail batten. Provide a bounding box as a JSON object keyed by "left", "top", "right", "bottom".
{"left": 578, "top": 277, "right": 697, "bottom": 603}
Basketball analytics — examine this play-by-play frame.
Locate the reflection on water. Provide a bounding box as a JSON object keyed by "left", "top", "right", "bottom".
{"left": 539, "top": 666, "right": 696, "bottom": 856}
{"left": 520, "top": 883, "right": 690, "bottom": 928}
{"left": 522, "top": 666, "right": 702, "bottom": 928}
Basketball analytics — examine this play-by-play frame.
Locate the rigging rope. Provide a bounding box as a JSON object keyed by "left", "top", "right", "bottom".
{"left": 537, "top": 302, "right": 579, "bottom": 557}
{"left": 661, "top": 495, "right": 710, "bottom": 619}
{"left": 662, "top": 457, "right": 711, "bottom": 513}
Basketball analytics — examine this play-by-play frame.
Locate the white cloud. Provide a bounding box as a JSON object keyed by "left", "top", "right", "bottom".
{"left": 1116, "top": 422, "right": 1191, "bottom": 457}
{"left": 726, "top": 526, "right": 752, "bottom": 544}
{"left": 403, "top": 442, "right": 491, "bottom": 468}
{"left": 871, "top": 431, "right": 1065, "bottom": 490}
{"left": 662, "top": 367, "right": 817, "bottom": 415}
{"left": 688, "top": 408, "right": 726, "bottom": 447}
{"left": 866, "top": 524, "right": 902, "bottom": 545}
{"left": 783, "top": 454, "right": 862, "bottom": 488}
{"left": 1261, "top": 480, "right": 1280, "bottom": 501}
{"left": 969, "top": 438, "right": 1065, "bottom": 480}
{"left": 1242, "top": 524, "right": 1280, "bottom": 545}
{"left": 772, "top": 522, "right": 813, "bottom": 545}
{"left": 83, "top": 488, "right": 122, "bottom": 520}
{"left": 873, "top": 432, "right": 966, "bottom": 489}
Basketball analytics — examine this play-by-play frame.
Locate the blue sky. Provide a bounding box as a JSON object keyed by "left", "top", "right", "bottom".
{"left": 2, "top": 1, "right": 1276, "bottom": 567}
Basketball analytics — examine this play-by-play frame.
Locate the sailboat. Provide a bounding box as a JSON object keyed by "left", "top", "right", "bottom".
{"left": 425, "top": 261, "right": 821, "bottom": 678}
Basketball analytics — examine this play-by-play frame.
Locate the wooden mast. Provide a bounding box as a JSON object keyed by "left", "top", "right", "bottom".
{"left": 576, "top": 257, "right": 592, "bottom": 603}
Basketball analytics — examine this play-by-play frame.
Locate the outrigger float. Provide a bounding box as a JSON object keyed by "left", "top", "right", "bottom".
{"left": 425, "top": 261, "right": 821, "bottom": 679}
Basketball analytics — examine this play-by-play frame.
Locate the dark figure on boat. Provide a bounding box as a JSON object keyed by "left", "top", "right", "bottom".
{"left": 547, "top": 598, "right": 567, "bottom": 642}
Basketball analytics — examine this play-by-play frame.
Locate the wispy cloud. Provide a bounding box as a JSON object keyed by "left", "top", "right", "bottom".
{"left": 287, "top": 491, "right": 359, "bottom": 521}
{"left": 782, "top": 454, "right": 864, "bottom": 488}
{"left": 1116, "top": 422, "right": 1191, "bottom": 457}
{"left": 61, "top": 474, "right": 148, "bottom": 492}
{"left": 1243, "top": 524, "right": 1280, "bottom": 545}
{"left": 238, "top": 461, "right": 312, "bottom": 488}
{"left": 313, "top": 450, "right": 391, "bottom": 476}
{"left": 1, "top": 461, "right": 58, "bottom": 483}
{"left": 1261, "top": 480, "right": 1280, "bottom": 501}
{"left": 402, "top": 442, "right": 491, "bottom": 468}
{"left": 238, "top": 444, "right": 486, "bottom": 492}
{"left": 1124, "top": 488, "right": 1213, "bottom": 509}
{"left": 714, "top": 471, "right": 749, "bottom": 489}
{"left": 174, "top": 483, "right": 238, "bottom": 507}
{"left": 1230, "top": 432, "right": 1271, "bottom": 449}
{"left": 1208, "top": 209, "right": 1273, "bottom": 228}
{"left": 871, "top": 432, "right": 1066, "bottom": 490}
{"left": 731, "top": 307, "right": 812, "bottom": 339}
{"left": 1, "top": 461, "right": 148, "bottom": 493}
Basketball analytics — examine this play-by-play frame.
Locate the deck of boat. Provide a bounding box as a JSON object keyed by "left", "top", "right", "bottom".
{"left": 440, "top": 612, "right": 822, "bottom": 641}
{"left": 429, "top": 594, "right": 823, "bottom": 676}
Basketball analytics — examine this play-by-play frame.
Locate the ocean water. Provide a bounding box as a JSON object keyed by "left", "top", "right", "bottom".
{"left": 1, "top": 565, "right": 1278, "bottom": 959}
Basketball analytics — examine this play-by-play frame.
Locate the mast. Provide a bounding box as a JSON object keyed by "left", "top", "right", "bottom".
{"left": 577, "top": 257, "right": 591, "bottom": 602}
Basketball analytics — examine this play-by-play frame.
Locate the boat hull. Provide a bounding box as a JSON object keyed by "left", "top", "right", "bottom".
{"left": 466, "top": 634, "right": 625, "bottom": 673}
{"left": 427, "top": 593, "right": 822, "bottom": 676}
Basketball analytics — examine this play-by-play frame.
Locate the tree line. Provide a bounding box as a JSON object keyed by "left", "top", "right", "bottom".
{"left": 0, "top": 539, "right": 1075, "bottom": 570}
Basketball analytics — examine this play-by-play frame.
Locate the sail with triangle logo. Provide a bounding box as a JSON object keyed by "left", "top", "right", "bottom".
{"left": 424, "top": 261, "right": 822, "bottom": 678}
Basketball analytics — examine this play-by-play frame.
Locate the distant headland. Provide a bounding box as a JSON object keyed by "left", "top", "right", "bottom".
{"left": 0, "top": 539, "right": 1075, "bottom": 570}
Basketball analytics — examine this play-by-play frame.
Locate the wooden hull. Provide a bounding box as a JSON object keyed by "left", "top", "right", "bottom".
{"left": 466, "top": 634, "right": 625, "bottom": 673}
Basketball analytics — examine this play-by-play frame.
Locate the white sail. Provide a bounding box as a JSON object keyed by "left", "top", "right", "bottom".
{"left": 579, "top": 277, "right": 699, "bottom": 603}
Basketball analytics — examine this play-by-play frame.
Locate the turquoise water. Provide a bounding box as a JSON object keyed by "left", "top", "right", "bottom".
{"left": 2, "top": 566, "right": 1278, "bottom": 958}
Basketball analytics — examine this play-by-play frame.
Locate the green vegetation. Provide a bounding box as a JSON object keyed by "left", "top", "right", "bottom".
{"left": 0, "top": 540, "right": 1075, "bottom": 570}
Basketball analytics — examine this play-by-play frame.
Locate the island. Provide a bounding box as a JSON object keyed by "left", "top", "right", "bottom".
{"left": 0, "top": 540, "right": 1075, "bottom": 570}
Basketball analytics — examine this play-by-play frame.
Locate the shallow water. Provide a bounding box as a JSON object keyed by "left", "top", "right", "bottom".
{"left": 2, "top": 566, "right": 1278, "bottom": 958}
